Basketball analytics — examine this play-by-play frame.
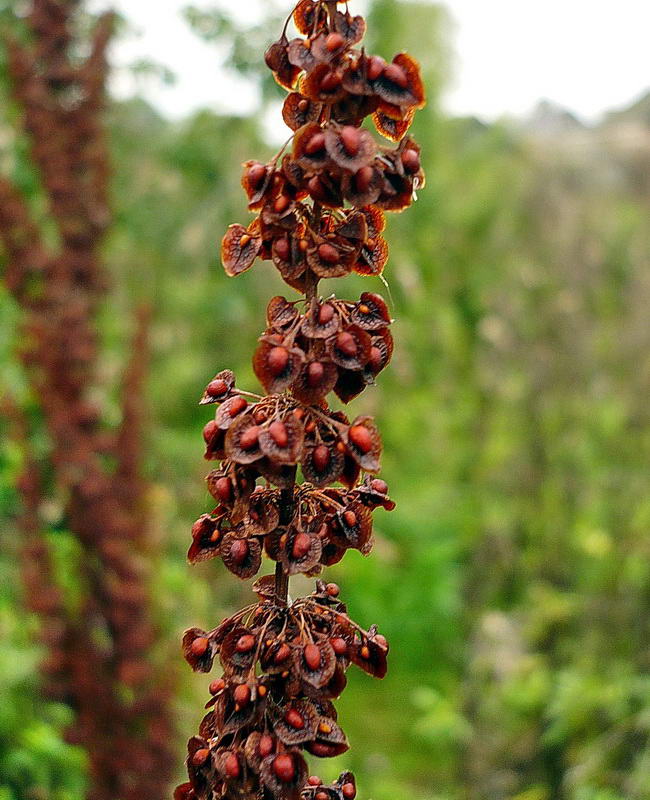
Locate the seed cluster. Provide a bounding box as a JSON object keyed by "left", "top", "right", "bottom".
{"left": 177, "top": 0, "right": 424, "bottom": 798}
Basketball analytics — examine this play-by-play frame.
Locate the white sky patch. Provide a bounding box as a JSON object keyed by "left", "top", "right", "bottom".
{"left": 90, "top": 0, "right": 650, "bottom": 123}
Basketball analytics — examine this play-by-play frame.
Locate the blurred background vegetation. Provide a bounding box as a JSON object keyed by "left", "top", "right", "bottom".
{"left": 2, "top": 0, "right": 650, "bottom": 798}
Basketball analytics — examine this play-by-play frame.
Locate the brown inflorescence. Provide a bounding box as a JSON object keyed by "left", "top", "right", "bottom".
{"left": 178, "top": 1, "right": 424, "bottom": 798}
{"left": 0, "top": 4, "right": 175, "bottom": 800}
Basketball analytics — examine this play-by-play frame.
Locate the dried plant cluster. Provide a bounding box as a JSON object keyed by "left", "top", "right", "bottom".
{"left": 0, "top": 3, "right": 173, "bottom": 799}
{"left": 176, "top": 1, "right": 425, "bottom": 799}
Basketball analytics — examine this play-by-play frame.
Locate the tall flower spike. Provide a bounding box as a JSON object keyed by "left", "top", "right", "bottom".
{"left": 177, "top": 1, "right": 424, "bottom": 798}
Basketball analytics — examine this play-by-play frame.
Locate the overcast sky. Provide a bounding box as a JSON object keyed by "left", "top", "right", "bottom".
{"left": 94, "top": 0, "right": 650, "bottom": 123}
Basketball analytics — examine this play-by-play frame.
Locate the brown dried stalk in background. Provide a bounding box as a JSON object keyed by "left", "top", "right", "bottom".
{"left": 177, "top": 1, "right": 425, "bottom": 798}
{"left": 0, "top": 2, "right": 174, "bottom": 799}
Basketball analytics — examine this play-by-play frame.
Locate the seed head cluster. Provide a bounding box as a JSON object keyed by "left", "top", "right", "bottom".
{"left": 176, "top": 1, "right": 424, "bottom": 798}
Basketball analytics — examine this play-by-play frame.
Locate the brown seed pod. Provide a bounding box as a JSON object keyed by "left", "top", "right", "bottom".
{"left": 273, "top": 699, "right": 319, "bottom": 745}
{"left": 188, "top": 513, "right": 224, "bottom": 564}
{"left": 221, "top": 222, "right": 262, "bottom": 277}
{"left": 341, "top": 164, "right": 384, "bottom": 207}
{"left": 333, "top": 501, "right": 373, "bottom": 554}
{"left": 354, "top": 235, "right": 389, "bottom": 276}
{"left": 300, "top": 63, "right": 347, "bottom": 104}
{"left": 265, "top": 38, "right": 301, "bottom": 90}
{"left": 293, "top": 0, "right": 324, "bottom": 35}
{"left": 266, "top": 295, "right": 300, "bottom": 331}
{"left": 296, "top": 639, "right": 336, "bottom": 688}
{"left": 203, "top": 419, "right": 227, "bottom": 460}
{"left": 291, "top": 359, "right": 339, "bottom": 405}
{"left": 333, "top": 368, "right": 367, "bottom": 404}
{"left": 339, "top": 452, "right": 362, "bottom": 489}
{"left": 305, "top": 717, "right": 349, "bottom": 758}
{"left": 199, "top": 369, "right": 236, "bottom": 405}
{"left": 220, "top": 625, "right": 259, "bottom": 675}
{"left": 306, "top": 239, "right": 352, "bottom": 279}
{"left": 293, "top": 122, "right": 329, "bottom": 170}
{"left": 328, "top": 326, "right": 372, "bottom": 371}
{"left": 332, "top": 10, "right": 366, "bottom": 45}
{"left": 335, "top": 210, "right": 369, "bottom": 244}
{"left": 302, "top": 442, "right": 345, "bottom": 487}
{"left": 350, "top": 292, "right": 391, "bottom": 331}
{"left": 349, "top": 634, "right": 388, "bottom": 678}
{"left": 253, "top": 339, "right": 305, "bottom": 394}
{"left": 366, "top": 328, "right": 394, "bottom": 377}
{"left": 301, "top": 300, "right": 341, "bottom": 339}
{"left": 258, "top": 415, "right": 305, "bottom": 464}
{"left": 287, "top": 37, "right": 321, "bottom": 73}
{"left": 260, "top": 751, "right": 308, "bottom": 799}
{"left": 220, "top": 532, "right": 262, "bottom": 579}
{"left": 372, "top": 104, "right": 415, "bottom": 142}
{"left": 215, "top": 395, "right": 249, "bottom": 429}
{"left": 280, "top": 528, "right": 323, "bottom": 575}
{"left": 244, "top": 732, "right": 277, "bottom": 771}
{"left": 244, "top": 490, "right": 280, "bottom": 535}
{"left": 306, "top": 173, "right": 344, "bottom": 209}
{"left": 225, "top": 413, "right": 264, "bottom": 464}
{"left": 241, "top": 160, "right": 274, "bottom": 210}
{"left": 344, "top": 416, "right": 382, "bottom": 473}
{"left": 324, "top": 124, "right": 376, "bottom": 172}
{"left": 374, "top": 52, "right": 425, "bottom": 109}
{"left": 182, "top": 628, "right": 217, "bottom": 673}
{"left": 186, "top": 736, "right": 214, "bottom": 794}
{"left": 257, "top": 458, "right": 298, "bottom": 489}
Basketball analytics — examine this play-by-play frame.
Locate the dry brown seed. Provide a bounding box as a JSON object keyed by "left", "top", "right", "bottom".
{"left": 273, "top": 754, "right": 296, "bottom": 783}
{"left": 360, "top": 645, "right": 371, "bottom": 660}
{"left": 320, "top": 71, "right": 342, "bottom": 91}
{"left": 343, "top": 510, "right": 357, "bottom": 527}
{"left": 224, "top": 753, "right": 240, "bottom": 779}
{"left": 326, "top": 32, "right": 344, "bottom": 51}
{"left": 308, "top": 775, "right": 322, "bottom": 786}
{"left": 401, "top": 148, "right": 420, "bottom": 173}
{"left": 384, "top": 62, "right": 408, "bottom": 88}
{"left": 369, "top": 346, "right": 383, "bottom": 372}
{"left": 340, "top": 126, "right": 361, "bottom": 156}
{"left": 305, "top": 132, "right": 326, "bottom": 155}
{"left": 239, "top": 426, "right": 260, "bottom": 450}
{"left": 236, "top": 634, "right": 256, "bottom": 653}
{"left": 307, "top": 361, "right": 325, "bottom": 386}
{"left": 318, "top": 303, "right": 335, "bottom": 324}
{"left": 342, "top": 783, "right": 357, "bottom": 799}
{"left": 209, "top": 678, "right": 225, "bottom": 694}
{"left": 292, "top": 532, "right": 312, "bottom": 559}
{"left": 258, "top": 684, "right": 267, "bottom": 697}
{"left": 275, "top": 236, "right": 290, "bottom": 260}
{"left": 233, "top": 684, "right": 251, "bottom": 707}
{"left": 269, "top": 420, "right": 289, "bottom": 448}
{"left": 274, "top": 643, "right": 291, "bottom": 664}
{"left": 240, "top": 233, "right": 251, "bottom": 247}
{"left": 229, "top": 396, "right": 248, "bottom": 416}
{"left": 190, "top": 637, "right": 209, "bottom": 657}
{"left": 268, "top": 346, "right": 290, "bottom": 375}
{"left": 316, "top": 792, "right": 329, "bottom": 800}
{"left": 206, "top": 378, "right": 228, "bottom": 398}
{"left": 298, "top": 98, "right": 309, "bottom": 111}
{"left": 312, "top": 445, "right": 331, "bottom": 472}
{"left": 192, "top": 748, "right": 210, "bottom": 767}
{"left": 326, "top": 582, "right": 340, "bottom": 597}
{"left": 259, "top": 735, "right": 275, "bottom": 757}
{"left": 274, "top": 195, "right": 291, "bottom": 213}
{"left": 284, "top": 708, "right": 305, "bottom": 729}
{"left": 230, "top": 539, "right": 249, "bottom": 565}
{"left": 213, "top": 477, "right": 232, "bottom": 503}
{"left": 299, "top": 238, "right": 309, "bottom": 252}
{"left": 318, "top": 722, "right": 332, "bottom": 734}
{"left": 349, "top": 424, "right": 372, "bottom": 453}
{"left": 336, "top": 331, "right": 358, "bottom": 357}
{"left": 331, "top": 637, "right": 348, "bottom": 656}
{"left": 355, "top": 165, "right": 374, "bottom": 193}
{"left": 318, "top": 243, "right": 339, "bottom": 263}
{"left": 304, "top": 643, "right": 321, "bottom": 670}
{"left": 367, "top": 55, "right": 386, "bottom": 80}
{"left": 247, "top": 162, "right": 267, "bottom": 188}
{"left": 203, "top": 420, "right": 218, "bottom": 443}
